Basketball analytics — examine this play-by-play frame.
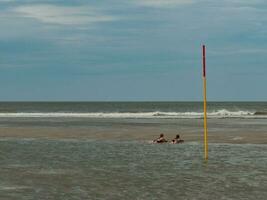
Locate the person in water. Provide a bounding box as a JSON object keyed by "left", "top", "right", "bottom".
{"left": 171, "top": 134, "right": 184, "bottom": 144}
{"left": 154, "top": 133, "right": 168, "bottom": 143}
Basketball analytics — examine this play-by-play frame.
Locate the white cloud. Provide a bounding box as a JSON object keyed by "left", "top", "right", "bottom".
{"left": 13, "top": 4, "right": 117, "bottom": 25}
{"left": 135, "top": 0, "right": 194, "bottom": 7}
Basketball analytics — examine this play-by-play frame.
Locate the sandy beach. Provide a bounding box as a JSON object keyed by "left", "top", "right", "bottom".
{"left": 1, "top": 118, "right": 267, "bottom": 144}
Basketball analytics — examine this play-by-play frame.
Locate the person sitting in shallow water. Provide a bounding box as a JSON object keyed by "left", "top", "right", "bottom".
{"left": 171, "top": 134, "right": 184, "bottom": 144}
{"left": 153, "top": 133, "right": 168, "bottom": 143}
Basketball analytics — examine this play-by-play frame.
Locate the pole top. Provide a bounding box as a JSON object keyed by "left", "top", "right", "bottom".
{"left": 202, "top": 45, "right": 206, "bottom": 77}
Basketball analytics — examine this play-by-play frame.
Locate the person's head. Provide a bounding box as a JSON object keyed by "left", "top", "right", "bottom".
{"left": 176, "top": 134, "right": 180, "bottom": 139}
{"left": 160, "top": 133, "right": 164, "bottom": 137}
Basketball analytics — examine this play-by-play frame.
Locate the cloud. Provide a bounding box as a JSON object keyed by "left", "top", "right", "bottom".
{"left": 13, "top": 4, "right": 117, "bottom": 25}
{"left": 210, "top": 47, "right": 267, "bottom": 56}
{"left": 134, "top": 0, "right": 194, "bottom": 7}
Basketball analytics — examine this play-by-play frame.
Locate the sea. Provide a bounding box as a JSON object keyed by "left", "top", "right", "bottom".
{"left": 0, "top": 101, "right": 267, "bottom": 119}
{"left": 0, "top": 102, "right": 266, "bottom": 199}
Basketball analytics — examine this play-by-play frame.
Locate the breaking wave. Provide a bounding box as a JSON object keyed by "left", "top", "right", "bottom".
{"left": 0, "top": 109, "right": 264, "bottom": 119}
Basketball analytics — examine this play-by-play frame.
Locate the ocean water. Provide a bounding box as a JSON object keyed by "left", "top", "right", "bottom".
{"left": 0, "top": 139, "right": 266, "bottom": 199}
{"left": 0, "top": 102, "right": 267, "bottom": 139}
{"left": 0, "top": 102, "right": 266, "bottom": 199}
{"left": 0, "top": 101, "right": 267, "bottom": 118}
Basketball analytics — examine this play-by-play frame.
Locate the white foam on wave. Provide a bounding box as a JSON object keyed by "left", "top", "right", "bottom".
{"left": 0, "top": 185, "right": 30, "bottom": 191}
{"left": 0, "top": 109, "right": 263, "bottom": 119}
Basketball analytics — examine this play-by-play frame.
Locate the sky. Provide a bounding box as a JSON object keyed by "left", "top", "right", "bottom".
{"left": 0, "top": 0, "right": 267, "bottom": 101}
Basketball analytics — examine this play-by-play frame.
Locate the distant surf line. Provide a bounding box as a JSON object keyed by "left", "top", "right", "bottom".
{"left": 0, "top": 109, "right": 265, "bottom": 119}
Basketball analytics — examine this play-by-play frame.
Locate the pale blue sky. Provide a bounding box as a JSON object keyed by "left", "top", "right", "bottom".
{"left": 0, "top": 0, "right": 266, "bottom": 101}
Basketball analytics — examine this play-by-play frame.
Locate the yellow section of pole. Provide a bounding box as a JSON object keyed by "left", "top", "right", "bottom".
{"left": 202, "top": 45, "right": 208, "bottom": 161}
{"left": 203, "top": 77, "right": 208, "bottom": 160}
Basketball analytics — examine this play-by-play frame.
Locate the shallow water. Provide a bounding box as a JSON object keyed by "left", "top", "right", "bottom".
{"left": 0, "top": 139, "right": 266, "bottom": 199}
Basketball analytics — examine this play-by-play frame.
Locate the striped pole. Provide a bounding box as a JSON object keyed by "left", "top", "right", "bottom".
{"left": 202, "top": 45, "right": 208, "bottom": 160}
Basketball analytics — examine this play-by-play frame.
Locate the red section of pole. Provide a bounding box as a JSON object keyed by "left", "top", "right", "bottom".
{"left": 202, "top": 45, "right": 206, "bottom": 77}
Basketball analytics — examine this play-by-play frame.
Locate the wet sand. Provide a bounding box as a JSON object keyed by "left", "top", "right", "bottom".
{"left": 0, "top": 126, "right": 267, "bottom": 144}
